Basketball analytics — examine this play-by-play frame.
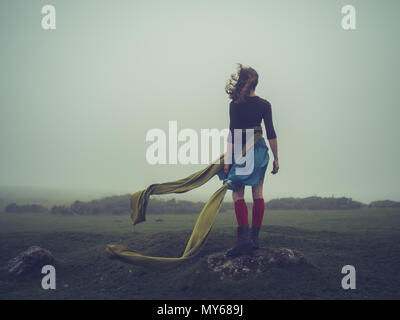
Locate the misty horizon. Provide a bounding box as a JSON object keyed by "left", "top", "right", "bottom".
{"left": 1, "top": 0, "right": 399, "bottom": 204}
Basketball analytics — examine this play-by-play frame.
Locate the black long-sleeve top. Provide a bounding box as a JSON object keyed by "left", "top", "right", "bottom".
{"left": 228, "top": 96, "right": 277, "bottom": 144}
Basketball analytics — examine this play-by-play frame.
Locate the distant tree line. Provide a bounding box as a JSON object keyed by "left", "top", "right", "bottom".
{"left": 3, "top": 196, "right": 400, "bottom": 215}
{"left": 368, "top": 200, "right": 400, "bottom": 208}
{"left": 265, "top": 197, "right": 364, "bottom": 210}
{"left": 4, "top": 203, "right": 49, "bottom": 214}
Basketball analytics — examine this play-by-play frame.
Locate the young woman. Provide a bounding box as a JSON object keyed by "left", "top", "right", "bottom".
{"left": 219, "top": 64, "right": 279, "bottom": 257}
{"left": 107, "top": 64, "right": 278, "bottom": 267}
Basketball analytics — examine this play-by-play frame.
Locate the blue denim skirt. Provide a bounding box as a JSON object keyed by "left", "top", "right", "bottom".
{"left": 217, "top": 138, "right": 270, "bottom": 191}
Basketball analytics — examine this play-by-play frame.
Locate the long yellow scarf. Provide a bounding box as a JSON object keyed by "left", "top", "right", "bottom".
{"left": 106, "top": 126, "right": 263, "bottom": 269}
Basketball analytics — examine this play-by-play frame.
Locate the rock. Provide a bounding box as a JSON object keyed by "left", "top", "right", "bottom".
{"left": 207, "top": 247, "right": 306, "bottom": 280}
{"left": 6, "top": 246, "right": 55, "bottom": 277}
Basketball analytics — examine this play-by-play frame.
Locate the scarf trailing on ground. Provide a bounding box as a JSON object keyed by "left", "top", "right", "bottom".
{"left": 106, "top": 126, "right": 263, "bottom": 269}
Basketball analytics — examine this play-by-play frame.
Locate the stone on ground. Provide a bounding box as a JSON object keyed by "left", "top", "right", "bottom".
{"left": 207, "top": 247, "right": 306, "bottom": 280}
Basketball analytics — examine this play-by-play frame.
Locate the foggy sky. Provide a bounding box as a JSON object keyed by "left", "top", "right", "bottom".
{"left": 1, "top": 0, "right": 399, "bottom": 203}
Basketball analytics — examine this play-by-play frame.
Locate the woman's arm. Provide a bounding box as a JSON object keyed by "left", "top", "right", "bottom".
{"left": 263, "top": 102, "right": 279, "bottom": 174}
{"left": 268, "top": 138, "right": 279, "bottom": 174}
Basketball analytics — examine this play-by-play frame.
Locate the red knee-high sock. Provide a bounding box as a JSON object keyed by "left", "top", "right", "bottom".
{"left": 252, "top": 198, "right": 265, "bottom": 227}
{"left": 234, "top": 199, "right": 248, "bottom": 226}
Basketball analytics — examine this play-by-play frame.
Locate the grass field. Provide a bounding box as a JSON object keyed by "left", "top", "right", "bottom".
{"left": 1, "top": 208, "right": 400, "bottom": 300}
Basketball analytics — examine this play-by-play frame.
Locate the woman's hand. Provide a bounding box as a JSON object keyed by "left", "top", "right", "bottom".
{"left": 224, "top": 164, "right": 231, "bottom": 174}
{"left": 268, "top": 138, "right": 279, "bottom": 175}
{"left": 271, "top": 158, "right": 279, "bottom": 174}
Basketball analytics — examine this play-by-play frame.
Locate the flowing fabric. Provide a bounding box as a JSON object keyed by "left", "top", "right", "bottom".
{"left": 106, "top": 126, "right": 264, "bottom": 269}
{"left": 217, "top": 138, "right": 269, "bottom": 191}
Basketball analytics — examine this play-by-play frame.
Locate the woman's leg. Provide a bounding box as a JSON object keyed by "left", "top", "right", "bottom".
{"left": 232, "top": 185, "right": 245, "bottom": 202}
{"left": 250, "top": 179, "right": 265, "bottom": 249}
{"left": 251, "top": 179, "right": 265, "bottom": 227}
{"left": 227, "top": 185, "right": 252, "bottom": 256}
{"left": 252, "top": 178, "right": 264, "bottom": 200}
{"left": 232, "top": 185, "right": 247, "bottom": 226}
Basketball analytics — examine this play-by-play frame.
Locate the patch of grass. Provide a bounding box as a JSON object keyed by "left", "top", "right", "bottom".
{"left": 0, "top": 209, "right": 399, "bottom": 299}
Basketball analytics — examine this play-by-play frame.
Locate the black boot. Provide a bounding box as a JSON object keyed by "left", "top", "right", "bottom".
{"left": 250, "top": 226, "right": 261, "bottom": 249}
{"left": 226, "top": 226, "right": 252, "bottom": 257}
